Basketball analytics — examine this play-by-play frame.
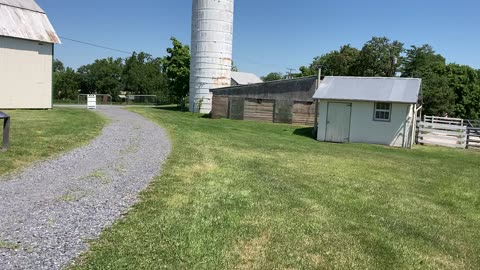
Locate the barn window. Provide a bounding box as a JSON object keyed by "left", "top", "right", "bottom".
{"left": 374, "top": 102, "right": 392, "bottom": 121}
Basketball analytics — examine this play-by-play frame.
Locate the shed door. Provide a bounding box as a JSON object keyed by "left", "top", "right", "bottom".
{"left": 326, "top": 102, "right": 352, "bottom": 143}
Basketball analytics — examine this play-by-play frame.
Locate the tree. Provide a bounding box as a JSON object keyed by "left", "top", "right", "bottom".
{"left": 402, "top": 45, "right": 446, "bottom": 77}
{"left": 123, "top": 52, "right": 168, "bottom": 99}
{"left": 401, "top": 45, "right": 454, "bottom": 116}
{"left": 302, "top": 45, "right": 360, "bottom": 76}
{"left": 53, "top": 59, "right": 65, "bottom": 73}
{"left": 231, "top": 61, "right": 239, "bottom": 72}
{"left": 262, "top": 72, "right": 283, "bottom": 81}
{"left": 352, "top": 37, "right": 404, "bottom": 77}
{"left": 446, "top": 64, "right": 480, "bottom": 119}
{"left": 163, "top": 37, "right": 190, "bottom": 107}
{"left": 53, "top": 67, "right": 80, "bottom": 100}
{"left": 77, "top": 57, "right": 124, "bottom": 97}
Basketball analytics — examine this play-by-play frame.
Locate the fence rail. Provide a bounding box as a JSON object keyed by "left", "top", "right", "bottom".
{"left": 418, "top": 116, "right": 480, "bottom": 150}
{"left": 466, "top": 127, "right": 480, "bottom": 149}
{"left": 418, "top": 121, "right": 467, "bottom": 149}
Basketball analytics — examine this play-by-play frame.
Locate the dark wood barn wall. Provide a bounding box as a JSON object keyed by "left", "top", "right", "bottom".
{"left": 211, "top": 96, "right": 316, "bottom": 126}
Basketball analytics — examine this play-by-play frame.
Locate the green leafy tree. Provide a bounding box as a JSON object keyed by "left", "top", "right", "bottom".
{"left": 123, "top": 52, "right": 168, "bottom": 99}
{"left": 352, "top": 37, "right": 404, "bottom": 77}
{"left": 302, "top": 45, "right": 360, "bottom": 76}
{"left": 163, "top": 37, "right": 190, "bottom": 107}
{"left": 53, "top": 67, "right": 80, "bottom": 100}
{"left": 402, "top": 45, "right": 454, "bottom": 116}
{"left": 53, "top": 59, "right": 65, "bottom": 73}
{"left": 77, "top": 57, "right": 124, "bottom": 97}
{"left": 262, "top": 72, "right": 283, "bottom": 81}
{"left": 446, "top": 64, "right": 480, "bottom": 119}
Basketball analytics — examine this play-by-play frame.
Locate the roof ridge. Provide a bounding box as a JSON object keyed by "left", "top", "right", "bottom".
{"left": 325, "top": 76, "right": 421, "bottom": 80}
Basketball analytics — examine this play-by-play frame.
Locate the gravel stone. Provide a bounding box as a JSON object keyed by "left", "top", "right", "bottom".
{"left": 0, "top": 107, "right": 171, "bottom": 269}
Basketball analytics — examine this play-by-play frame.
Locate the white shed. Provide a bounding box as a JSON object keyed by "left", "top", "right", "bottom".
{"left": 0, "top": 0, "right": 60, "bottom": 109}
{"left": 313, "top": 77, "right": 422, "bottom": 148}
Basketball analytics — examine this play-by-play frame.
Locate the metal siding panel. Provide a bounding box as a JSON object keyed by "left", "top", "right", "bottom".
{"left": 313, "top": 77, "right": 421, "bottom": 104}
{"left": 0, "top": 3, "right": 60, "bottom": 43}
{"left": 190, "top": 0, "right": 234, "bottom": 113}
{"left": 0, "top": 37, "right": 52, "bottom": 109}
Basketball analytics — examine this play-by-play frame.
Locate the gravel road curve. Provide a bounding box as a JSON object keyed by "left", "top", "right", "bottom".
{"left": 0, "top": 107, "right": 171, "bottom": 269}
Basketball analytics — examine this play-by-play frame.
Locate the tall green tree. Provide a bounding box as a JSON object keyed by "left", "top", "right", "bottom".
{"left": 77, "top": 57, "right": 124, "bottom": 96}
{"left": 301, "top": 45, "right": 360, "bottom": 76}
{"left": 402, "top": 45, "right": 454, "bottom": 116}
{"left": 53, "top": 59, "right": 65, "bottom": 73}
{"left": 262, "top": 72, "right": 283, "bottom": 81}
{"left": 352, "top": 37, "right": 404, "bottom": 77}
{"left": 163, "top": 37, "right": 190, "bottom": 107}
{"left": 53, "top": 67, "right": 80, "bottom": 100}
{"left": 446, "top": 64, "right": 480, "bottom": 119}
{"left": 123, "top": 52, "right": 168, "bottom": 99}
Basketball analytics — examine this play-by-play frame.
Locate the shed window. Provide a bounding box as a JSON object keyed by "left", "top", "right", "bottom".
{"left": 374, "top": 103, "right": 392, "bottom": 121}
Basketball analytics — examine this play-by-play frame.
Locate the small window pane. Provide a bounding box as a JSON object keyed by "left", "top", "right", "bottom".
{"left": 374, "top": 103, "right": 391, "bottom": 121}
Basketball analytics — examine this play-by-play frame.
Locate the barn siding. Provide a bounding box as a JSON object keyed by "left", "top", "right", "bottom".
{"left": 292, "top": 101, "right": 315, "bottom": 125}
{"left": 0, "top": 36, "right": 53, "bottom": 109}
{"left": 229, "top": 97, "right": 244, "bottom": 120}
{"left": 211, "top": 96, "right": 229, "bottom": 119}
{"left": 244, "top": 99, "right": 274, "bottom": 122}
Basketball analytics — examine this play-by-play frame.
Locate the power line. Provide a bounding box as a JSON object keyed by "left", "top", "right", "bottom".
{"left": 59, "top": 36, "right": 133, "bottom": 55}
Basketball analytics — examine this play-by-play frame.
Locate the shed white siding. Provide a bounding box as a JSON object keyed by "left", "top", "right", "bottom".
{"left": 317, "top": 100, "right": 415, "bottom": 147}
{"left": 0, "top": 36, "right": 53, "bottom": 109}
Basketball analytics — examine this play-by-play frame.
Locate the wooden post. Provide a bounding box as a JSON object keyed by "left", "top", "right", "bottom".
{"left": 466, "top": 128, "right": 470, "bottom": 149}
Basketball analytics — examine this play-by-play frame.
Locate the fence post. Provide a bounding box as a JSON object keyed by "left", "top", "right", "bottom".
{"left": 466, "top": 128, "right": 470, "bottom": 149}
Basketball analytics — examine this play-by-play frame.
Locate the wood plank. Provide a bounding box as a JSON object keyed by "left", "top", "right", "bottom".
{"left": 418, "top": 122, "right": 467, "bottom": 131}
{"left": 419, "top": 134, "right": 466, "bottom": 142}
{"left": 419, "top": 139, "right": 466, "bottom": 149}
{"left": 419, "top": 128, "right": 465, "bottom": 136}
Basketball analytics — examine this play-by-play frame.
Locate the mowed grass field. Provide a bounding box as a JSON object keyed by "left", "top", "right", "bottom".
{"left": 74, "top": 107, "right": 480, "bottom": 269}
{"left": 0, "top": 109, "right": 105, "bottom": 176}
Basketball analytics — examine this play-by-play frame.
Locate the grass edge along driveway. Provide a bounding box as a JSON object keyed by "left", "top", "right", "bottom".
{"left": 73, "top": 107, "right": 480, "bottom": 270}
{"left": 0, "top": 108, "right": 106, "bottom": 176}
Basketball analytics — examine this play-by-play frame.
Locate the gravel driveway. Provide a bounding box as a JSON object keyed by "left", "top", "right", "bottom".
{"left": 0, "top": 107, "right": 171, "bottom": 269}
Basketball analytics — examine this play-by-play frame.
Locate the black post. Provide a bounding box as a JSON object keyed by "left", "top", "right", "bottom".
{"left": 466, "top": 128, "right": 470, "bottom": 150}
{"left": 2, "top": 115, "right": 10, "bottom": 151}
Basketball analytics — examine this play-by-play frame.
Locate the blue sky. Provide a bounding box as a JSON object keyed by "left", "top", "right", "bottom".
{"left": 38, "top": 0, "right": 480, "bottom": 77}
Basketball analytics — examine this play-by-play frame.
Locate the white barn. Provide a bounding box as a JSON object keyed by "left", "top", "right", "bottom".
{"left": 0, "top": 0, "right": 60, "bottom": 109}
{"left": 313, "top": 77, "right": 422, "bottom": 148}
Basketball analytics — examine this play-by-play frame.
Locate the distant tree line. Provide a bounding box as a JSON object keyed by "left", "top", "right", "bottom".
{"left": 263, "top": 36, "right": 480, "bottom": 119}
{"left": 53, "top": 37, "right": 190, "bottom": 105}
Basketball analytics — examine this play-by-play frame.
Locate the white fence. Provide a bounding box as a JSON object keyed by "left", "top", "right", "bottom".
{"left": 418, "top": 116, "right": 467, "bottom": 149}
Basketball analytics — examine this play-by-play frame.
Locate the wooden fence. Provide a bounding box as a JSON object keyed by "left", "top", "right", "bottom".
{"left": 466, "top": 127, "right": 480, "bottom": 149}
{"left": 418, "top": 116, "right": 480, "bottom": 150}
{"left": 418, "top": 121, "right": 467, "bottom": 149}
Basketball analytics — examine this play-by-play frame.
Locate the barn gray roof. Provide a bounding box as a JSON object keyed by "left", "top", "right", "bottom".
{"left": 313, "top": 76, "right": 421, "bottom": 104}
{"left": 0, "top": 0, "right": 60, "bottom": 43}
{"left": 231, "top": 71, "right": 263, "bottom": 85}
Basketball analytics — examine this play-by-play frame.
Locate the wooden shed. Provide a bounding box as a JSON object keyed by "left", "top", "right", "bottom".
{"left": 210, "top": 76, "right": 318, "bottom": 125}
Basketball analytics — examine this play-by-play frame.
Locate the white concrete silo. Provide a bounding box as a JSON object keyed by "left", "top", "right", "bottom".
{"left": 190, "top": 0, "right": 234, "bottom": 113}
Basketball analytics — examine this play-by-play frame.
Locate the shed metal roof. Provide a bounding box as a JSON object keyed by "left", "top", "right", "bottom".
{"left": 0, "top": 0, "right": 60, "bottom": 43}
{"left": 313, "top": 76, "right": 421, "bottom": 104}
{"left": 231, "top": 71, "right": 263, "bottom": 85}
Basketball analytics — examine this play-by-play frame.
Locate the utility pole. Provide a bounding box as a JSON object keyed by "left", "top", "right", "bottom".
{"left": 286, "top": 68, "right": 296, "bottom": 79}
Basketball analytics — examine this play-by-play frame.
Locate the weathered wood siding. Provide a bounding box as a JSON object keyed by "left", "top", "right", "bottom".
{"left": 229, "top": 97, "right": 245, "bottom": 120}
{"left": 211, "top": 96, "right": 229, "bottom": 119}
{"left": 274, "top": 100, "right": 293, "bottom": 124}
{"left": 244, "top": 99, "right": 274, "bottom": 122}
{"left": 292, "top": 101, "right": 315, "bottom": 125}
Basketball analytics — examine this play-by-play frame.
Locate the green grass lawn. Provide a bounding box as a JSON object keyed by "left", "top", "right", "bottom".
{"left": 74, "top": 107, "right": 480, "bottom": 270}
{"left": 0, "top": 109, "right": 105, "bottom": 176}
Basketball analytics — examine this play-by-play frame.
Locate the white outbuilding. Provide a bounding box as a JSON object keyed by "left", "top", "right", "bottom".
{"left": 313, "top": 77, "right": 422, "bottom": 148}
{"left": 0, "top": 0, "right": 60, "bottom": 109}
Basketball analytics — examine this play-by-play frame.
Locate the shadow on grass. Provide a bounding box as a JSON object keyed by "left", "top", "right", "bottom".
{"left": 293, "top": 127, "right": 316, "bottom": 139}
